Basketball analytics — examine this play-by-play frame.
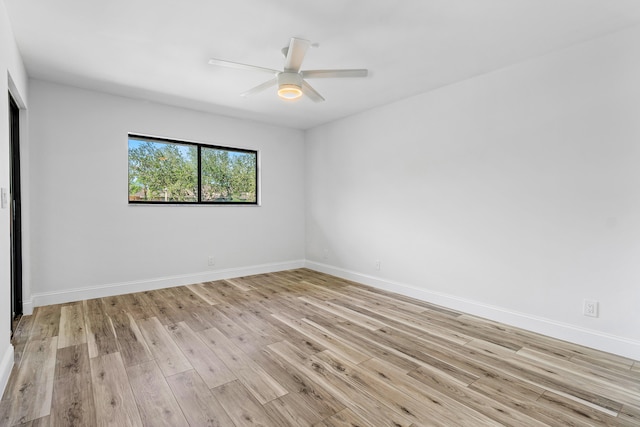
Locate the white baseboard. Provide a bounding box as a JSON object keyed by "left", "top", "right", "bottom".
{"left": 305, "top": 261, "right": 640, "bottom": 361}
{"left": 29, "top": 259, "right": 305, "bottom": 308}
{"left": 22, "top": 299, "right": 34, "bottom": 316}
{"left": 0, "top": 344, "right": 14, "bottom": 399}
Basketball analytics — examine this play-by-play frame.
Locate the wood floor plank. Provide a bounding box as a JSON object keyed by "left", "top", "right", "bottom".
{"left": 538, "top": 391, "right": 627, "bottom": 426}
{"left": 50, "top": 367, "right": 96, "bottom": 427}
{"left": 360, "top": 357, "right": 502, "bottom": 426}
{"left": 202, "top": 306, "right": 248, "bottom": 338}
{"left": 252, "top": 290, "right": 313, "bottom": 320}
{"left": 1, "top": 375, "right": 53, "bottom": 425}
{"left": 108, "top": 310, "right": 153, "bottom": 367}
{"left": 304, "top": 315, "right": 421, "bottom": 373}
{"left": 157, "top": 287, "right": 214, "bottom": 331}
{"left": 0, "top": 399, "right": 12, "bottom": 424}
{"left": 268, "top": 340, "right": 414, "bottom": 427}
{"left": 324, "top": 297, "right": 433, "bottom": 336}
{"left": 372, "top": 304, "right": 473, "bottom": 345}
{"left": 291, "top": 298, "right": 347, "bottom": 324}
{"left": 210, "top": 380, "right": 278, "bottom": 427}
{"left": 297, "top": 279, "right": 354, "bottom": 298}
{"left": 456, "top": 314, "right": 577, "bottom": 357}
{"left": 297, "top": 296, "right": 387, "bottom": 331}
{"left": 263, "top": 391, "right": 326, "bottom": 426}
{"left": 199, "top": 327, "right": 288, "bottom": 404}
{"left": 343, "top": 285, "right": 428, "bottom": 314}
{"left": 255, "top": 346, "right": 346, "bottom": 418}
{"left": 233, "top": 300, "right": 314, "bottom": 346}
{"left": 570, "top": 354, "right": 640, "bottom": 381}
{"left": 469, "top": 374, "right": 605, "bottom": 427}
{"left": 83, "top": 299, "right": 118, "bottom": 359}
{"left": 224, "top": 278, "right": 256, "bottom": 292}
{"left": 499, "top": 350, "right": 623, "bottom": 413}
{"left": 367, "top": 326, "right": 484, "bottom": 385}
{"left": 295, "top": 280, "right": 349, "bottom": 301}
{"left": 315, "top": 408, "right": 377, "bottom": 427}
{"left": 185, "top": 283, "right": 223, "bottom": 305}
{"left": 467, "top": 370, "right": 545, "bottom": 404}
{"left": 31, "top": 305, "right": 61, "bottom": 339}
{"left": 165, "top": 369, "right": 236, "bottom": 427}
{"left": 57, "top": 304, "right": 87, "bottom": 349}
{"left": 232, "top": 331, "right": 282, "bottom": 355}
{"left": 272, "top": 312, "right": 370, "bottom": 364}
{"left": 55, "top": 344, "right": 90, "bottom": 379}
{"left": 1, "top": 337, "right": 58, "bottom": 424}
{"left": 166, "top": 285, "right": 211, "bottom": 309}
{"left": 12, "top": 314, "right": 36, "bottom": 365}
{"left": 308, "top": 321, "right": 478, "bottom": 389}
{"left": 126, "top": 360, "right": 189, "bottom": 427}
{"left": 89, "top": 352, "right": 142, "bottom": 427}
{"left": 259, "top": 321, "right": 328, "bottom": 357}
{"left": 13, "top": 415, "right": 51, "bottom": 427}
{"left": 139, "top": 290, "right": 182, "bottom": 325}
{"left": 408, "top": 365, "right": 556, "bottom": 426}
{"left": 101, "top": 295, "right": 129, "bottom": 317}
{"left": 119, "top": 293, "right": 158, "bottom": 320}
{"left": 390, "top": 320, "right": 629, "bottom": 419}
{"left": 346, "top": 281, "right": 456, "bottom": 315}
{"left": 313, "top": 349, "right": 480, "bottom": 427}
{"left": 422, "top": 312, "right": 525, "bottom": 352}
{"left": 165, "top": 322, "right": 236, "bottom": 389}
{"left": 184, "top": 307, "right": 220, "bottom": 332}
{"left": 517, "top": 347, "right": 640, "bottom": 399}
{"left": 200, "top": 280, "right": 247, "bottom": 303}
{"left": 220, "top": 299, "right": 291, "bottom": 339}
{"left": 618, "top": 403, "right": 640, "bottom": 426}
{"left": 136, "top": 317, "right": 191, "bottom": 377}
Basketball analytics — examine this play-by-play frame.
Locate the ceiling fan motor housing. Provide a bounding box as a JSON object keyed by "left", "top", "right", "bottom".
{"left": 278, "top": 72, "right": 303, "bottom": 87}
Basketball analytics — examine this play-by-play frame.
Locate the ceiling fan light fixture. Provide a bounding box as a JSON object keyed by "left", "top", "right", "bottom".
{"left": 278, "top": 84, "right": 302, "bottom": 100}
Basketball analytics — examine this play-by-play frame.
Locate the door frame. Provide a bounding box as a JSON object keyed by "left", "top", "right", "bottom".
{"left": 9, "top": 91, "right": 23, "bottom": 331}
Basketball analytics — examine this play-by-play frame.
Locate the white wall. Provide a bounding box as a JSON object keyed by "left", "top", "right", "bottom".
{"left": 26, "top": 80, "right": 305, "bottom": 306}
{"left": 0, "top": 0, "right": 28, "bottom": 396}
{"left": 305, "top": 25, "right": 640, "bottom": 359}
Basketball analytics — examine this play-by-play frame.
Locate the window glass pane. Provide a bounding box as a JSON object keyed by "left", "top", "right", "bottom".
{"left": 128, "top": 138, "right": 198, "bottom": 202}
{"left": 201, "top": 147, "right": 257, "bottom": 203}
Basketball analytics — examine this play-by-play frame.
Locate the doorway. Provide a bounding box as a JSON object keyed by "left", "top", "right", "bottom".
{"left": 9, "top": 92, "right": 22, "bottom": 336}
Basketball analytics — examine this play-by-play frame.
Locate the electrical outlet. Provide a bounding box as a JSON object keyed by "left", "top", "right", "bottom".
{"left": 375, "top": 260, "right": 381, "bottom": 270}
{"left": 207, "top": 256, "right": 215, "bottom": 267}
{"left": 583, "top": 300, "right": 599, "bottom": 317}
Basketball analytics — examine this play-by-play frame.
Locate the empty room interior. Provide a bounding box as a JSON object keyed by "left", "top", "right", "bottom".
{"left": 1, "top": 0, "right": 639, "bottom": 426}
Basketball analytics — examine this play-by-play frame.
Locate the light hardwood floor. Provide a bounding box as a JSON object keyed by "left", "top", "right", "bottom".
{"left": 1, "top": 269, "right": 638, "bottom": 426}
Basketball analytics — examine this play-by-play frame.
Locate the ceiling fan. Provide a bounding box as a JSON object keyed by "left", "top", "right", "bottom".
{"left": 208, "top": 37, "right": 368, "bottom": 102}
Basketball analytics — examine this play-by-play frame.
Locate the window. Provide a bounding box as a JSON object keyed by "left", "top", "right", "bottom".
{"left": 128, "top": 134, "right": 258, "bottom": 205}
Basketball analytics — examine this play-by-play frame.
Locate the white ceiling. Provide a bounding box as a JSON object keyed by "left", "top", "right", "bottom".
{"left": 5, "top": 0, "right": 640, "bottom": 129}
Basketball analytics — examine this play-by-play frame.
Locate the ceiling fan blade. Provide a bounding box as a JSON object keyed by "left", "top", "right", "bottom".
{"left": 284, "top": 38, "right": 311, "bottom": 72}
{"left": 301, "top": 80, "right": 325, "bottom": 103}
{"left": 240, "top": 78, "right": 277, "bottom": 97}
{"left": 302, "top": 69, "right": 368, "bottom": 79}
{"left": 208, "top": 58, "right": 279, "bottom": 75}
